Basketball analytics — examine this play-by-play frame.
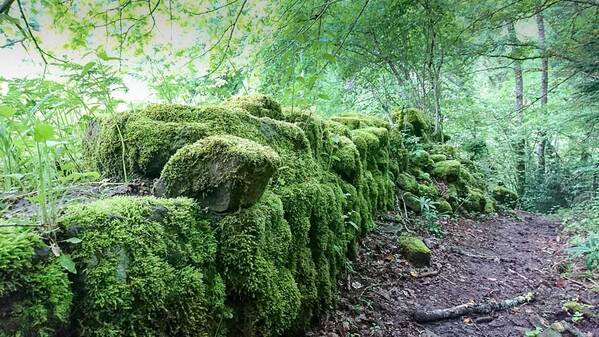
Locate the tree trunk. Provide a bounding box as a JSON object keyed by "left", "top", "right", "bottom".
{"left": 509, "top": 22, "right": 526, "bottom": 195}
{"left": 535, "top": 11, "right": 548, "bottom": 178}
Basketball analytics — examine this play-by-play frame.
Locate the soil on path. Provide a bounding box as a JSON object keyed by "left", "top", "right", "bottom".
{"left": 308, "top": 211, "right": 598, "bottom": 337}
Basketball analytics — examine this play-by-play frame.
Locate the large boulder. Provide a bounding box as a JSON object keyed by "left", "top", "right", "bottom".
{"left": 156, "top": 135, "right": 281, "bottom": 212}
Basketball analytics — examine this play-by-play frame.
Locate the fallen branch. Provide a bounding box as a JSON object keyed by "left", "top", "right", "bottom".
{"left": 413, "top": 269, "right": 440, "bottom": 278}
{"left": 413, "top": 292, "right": 535, "bottom": 323}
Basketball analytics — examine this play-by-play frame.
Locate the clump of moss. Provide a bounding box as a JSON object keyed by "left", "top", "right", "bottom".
{"left": 392, "top": 108, "right": 432, "bottom": 139}
{"left": 402, "top": 192, "right": 422, "bottom": 213}
{"left": 0, "top": 227, "right": 72, "bottom": 337}
{"left": 410, "top": 149, "right": 434, "bottom": 170}
{"left": 464, "top": 187, "right": 486, "bottom": 212}
{"left": 429, "top": 144, "right": 458, "bottom": 159}
{"left": 398, "top": 235, "right": 431, "bottom": 267}
{"left": 397, "top": 173, "right": 418, "bottom": 193}
{"left": 492, "top": 186, "right": 519, "bottom": 208}
{"left": 224, "top": 94, "right": 285, "bottom": 120}
{"left": 157, "top": 135, "right": 281, "bottom": 212}
{"left": 432, "top": 160, "right": 461, "bottom": 182}
{"left": 59, "top": 197, "right": 226, "bottom": 337}
{"left": 435, "top": 199, "right": 453, "bottom": 213}
{"left": 329, "top": 135, "right": 362, "bottom": 182}
{"left": 430, "top": 153, "right": 447, "bottom": 162}
{"left": 330, "top": 114, "right": 387, "bottom": 130}
{"left": 417, "top": 183, "right": 440, "bottom": 198}
{"left": 216, "top": 191, "right": 300, "bottom": 336}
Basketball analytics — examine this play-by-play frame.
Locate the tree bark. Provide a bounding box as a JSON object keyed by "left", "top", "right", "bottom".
{"left": 509, "top": 22, "right": 526, "bottom": 195}
{"left": 535, "top": 11, "right": 548, "bottom": 178}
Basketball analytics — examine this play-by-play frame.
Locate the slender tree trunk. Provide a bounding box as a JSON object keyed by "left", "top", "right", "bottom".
{"left": 509, "top": 22, "right": 526, "bottom": 195}
{"left": 535, "top": 11, "right": 548, "bottom": 178}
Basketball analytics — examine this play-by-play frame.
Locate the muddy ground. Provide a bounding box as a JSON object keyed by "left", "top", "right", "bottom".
{"left": 309, "top": 211, "right": 598, "bottom": 337}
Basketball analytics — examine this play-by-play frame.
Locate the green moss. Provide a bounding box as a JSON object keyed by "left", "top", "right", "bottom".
{"left": 0, "top": 227, "right": 72, "bottom": 337}
{"left": 398, "top": 235, "right": 431, "bottom": 267}
{"left": 74, "top": 95, "right": 503, "bottom": 337}
{"left": 435, "top": 199, "right": 453, "bottom": 213}
{"left": 397, "top": 173, "right": 417, "bottom": 193}
{"left": 429, "top": 144, "right": 458, "bottom": 159}
{"left": 282, "top": 109, "right": 326, "bottom": 159}
{"left": 430, "top": 154, "right": 447, "bottom": 162}
{"left": 432, "top": 160, "right": 461, "bottom": 182}
{"left": 484, "top": 196, "right": 495, "bottom": 213}
{"left": 410, "top": 149, "right": 434, "bottom": 169}
{"left": 59, "top": 196, "right": 225, "bottom": 337}
{"left": 393, "top": 108, "right": 432, "bottom": 139}
{"left": 330, "top": 114, "right": 387, "bottom": 130}
{"left": 402, "top": 192, "right": 422, "bottom": 213}
{"left": 322, "top": 120, "right": 351, "bottom": 138}
{"left": 329, "top": 135, "right": 362, "bottom": 182}
{"left": 464, "top": 188, "right": 486, "bottom": 212}
{"left": 492, "top": 186, "right": 519, "bottom": 208}
{"left": 417, "top": 183, "right": 440, "bottom": 198}
{"left": 158, "top": 135, "right": 281, "bottom": 212}
{"left": 224, "top": 94, "right": 285, "bottom": 120}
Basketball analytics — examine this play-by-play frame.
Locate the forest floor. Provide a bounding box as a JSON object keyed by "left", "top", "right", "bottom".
{"left": 309, "top": 211, "right": 598, "bottom": 337}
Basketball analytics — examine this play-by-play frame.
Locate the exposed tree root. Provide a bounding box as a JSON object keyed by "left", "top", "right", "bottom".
{"left": 413, "top": 292, "right": 535, "bottom": 323}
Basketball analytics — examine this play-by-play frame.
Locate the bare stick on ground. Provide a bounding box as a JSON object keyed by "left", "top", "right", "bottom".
{"left": 413, "top": 292, "right": 535, "bottom": 323}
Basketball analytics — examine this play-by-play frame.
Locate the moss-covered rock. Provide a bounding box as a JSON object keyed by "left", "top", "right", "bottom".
{"left": 59, "top": 196, "right": 226, "bottom": 337}
{"left": 410, "top": 149, "right": 434, "bottom": 170}
{"left": 224, "top": 94, "right": 284, "bottom": 120}
{"left": 398, "top": 236, "right": 431, "bottom": 267}
{"left": 417, "top": 183, "right": 440, "bottom": 198}
{"left": 435, "top": 199, "right": 453, "bottom": 213}
{"left": 402, "top": 192, "right": 422, "bottom": 213}
{"left": 430, "top": 153, "right": 447, "bottom": 162}
{"left": 0, "top": 228, "right": 72, "bottom": 337}
{"left": 484, "top": 196, "right": 495, "bottom": 213}
{"left": 156, "top": 135, "right": 280, "bottom": 212}
{"left": 397, "top": 173, "right": 418, "bottom": 193}
{"left": 329, "top": 135, "right": 362, "bottom": 182}
{"left": 492, "top": 186, "right": 519, "bottom": 208}
{"left": 464, "top": 187, "right": 486, "bottom": 212}
{"left": 430, "top": 144, "right": 457, "bottom": 159}
{"left": 392, "top": 108, "right": 432, "bottom": 140}
{"left": 432, "top": 160, "right": 461, "bottom": 182}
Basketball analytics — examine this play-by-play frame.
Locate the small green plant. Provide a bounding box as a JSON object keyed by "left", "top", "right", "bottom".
{"left": 568, "top": 233, "right": 599, "bottom": 271}
{"left": 416, "top": 196, "right": 443, "bottom": 236}
{"left": 524, "top": 327, "right": 542, "bottom": 337}
{"left": 561, "top": 197, "right": 599, "bottom": 271}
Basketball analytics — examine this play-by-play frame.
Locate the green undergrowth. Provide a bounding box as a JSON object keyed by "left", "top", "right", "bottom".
{"left": 1, "top": 95, "right": 517, "bottom": 337}
{"left": 560, "top": 197, "right": 599, "bottom": 271}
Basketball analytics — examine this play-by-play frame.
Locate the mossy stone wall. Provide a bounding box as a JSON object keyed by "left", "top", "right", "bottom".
{"left": 1, "top": 95, "right": 517, "bottom": 337}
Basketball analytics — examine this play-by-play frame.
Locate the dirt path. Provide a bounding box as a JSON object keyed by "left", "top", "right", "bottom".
{"left": 308, "top": 211, "right": 598, "bottom": 337}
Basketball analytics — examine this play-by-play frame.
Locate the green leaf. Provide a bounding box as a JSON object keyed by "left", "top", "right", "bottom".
{"left": 0, "top": 105, "right": 16, "bottom": 118}
{"left": 64, "top": 237, "right": 82, "bottom": 244}
{"left": 33, "top": 122, "right": 55, "bottom": 142}
{"left": 82, "top": 62, "right": 95, "bottom": 75}
{"left": 58, "top": 254, "right": 77, "bottom": 274}
{"left": 323, "top": 53, "right": 337, "bottom": 64}
{"left": 97, "top": 49, "right": 120, "bottom": 61}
